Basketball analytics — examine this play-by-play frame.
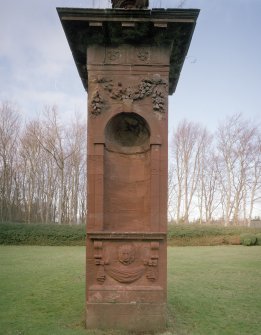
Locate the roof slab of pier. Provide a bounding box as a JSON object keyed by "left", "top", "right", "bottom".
{"left": 57, "top": 8, "right": 199, "bottom": 95}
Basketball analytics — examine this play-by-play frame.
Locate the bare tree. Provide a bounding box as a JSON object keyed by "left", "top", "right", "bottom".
{"left": 0, "top": 101, "right": 20, "bottom": 222}
{"left": 196, "top": 132, "right": 217, "bottom": 224}
{"left": 170, "top": 120, "right": 209, "bottom": 224}
{"left": 168, "top": 162, "right": 177, "bottom": 221}
{"left": 247, "top": 133, "right": 261, "bottom": 226}
{"left": 233, "top": 121, "right": 256, "bottom": 225}
{"left": 201, "top": 153, "right": 221, "bottom": 224}
{"left": 20, "top": 121, "right": 41, "bottom": 223}
{"left": 65, "top": 115, "right": 86, "bottom": 224}
{"left": 29, "top": 107, "right": 73, "bottom": 224}
{"left": 217, "top": 115, "right": 241, "bottom": 226}
{"left": 216, "top": 114, "right": 259, "bottom": 226}
{"left": 20, "top": 120, "right": 59, "bottom": 223}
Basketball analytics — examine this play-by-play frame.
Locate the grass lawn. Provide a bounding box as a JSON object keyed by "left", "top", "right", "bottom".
{"left": 168, "top": 247, "right": 261, "bottom": 335}
{"left": 0, "top": 246, "right": 260, "bottom": 335}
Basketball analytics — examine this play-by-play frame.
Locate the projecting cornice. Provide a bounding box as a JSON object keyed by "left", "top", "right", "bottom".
{"left": 57, "top": 8, "right": 200, "bottom": 95}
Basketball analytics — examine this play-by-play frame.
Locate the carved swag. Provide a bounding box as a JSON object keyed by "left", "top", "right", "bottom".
{"left": 90, "top": 75, "right": 167, "bottom": 116}
{"left": 94, "top": 242, "right": 159, "bottom": 284}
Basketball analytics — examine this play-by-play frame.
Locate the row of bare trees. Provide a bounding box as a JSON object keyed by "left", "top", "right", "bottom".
{"left": 169, "top": 115, "right": 261, "bottom": 226}
{"left": 0, "top": 101, "right": 86, "bottom": 224}
{"left": 1, "top": 101, "right": 260, "bottom": 225}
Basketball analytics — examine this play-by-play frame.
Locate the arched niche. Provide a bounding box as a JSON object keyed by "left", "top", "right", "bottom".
{"left": 104, "top": 113, "right": 151, "bottom": 231}
{"left": 105, "top": 112, "right": 150, "bottom": 154}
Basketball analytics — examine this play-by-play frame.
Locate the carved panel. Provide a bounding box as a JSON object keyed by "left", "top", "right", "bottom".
{"left": 145, "top": 242, "right": 159, "bottom": 282}
{"left": 137, "top": 47, "right": 150, "bottom": 63}
{"left": 93, "top": 241, "right": 160, "bottom": 284}
{"left": 94, "top": 241, "right": 108, "bottom": 283}
{"left": 106, "top": 48, "right": 121, "bottom": 64}
{"left": 94, "top": 75, "right": 168, "bottom": 115}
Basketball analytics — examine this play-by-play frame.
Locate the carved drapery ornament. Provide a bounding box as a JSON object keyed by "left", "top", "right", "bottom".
{"left": 106, "top": 263, "right": 146, "bottom": 283}
{"left": 93, "top": 242, "right": 160, "bottom": 284}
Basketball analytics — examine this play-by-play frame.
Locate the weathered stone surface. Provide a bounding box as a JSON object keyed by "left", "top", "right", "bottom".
{"left": 58, "top": 5, "right": 199, "bottom": 332}
{"left": 86, "top": 303, "right": 166, "bottom": 331}
{"left": 84, "top": 41, "right": 169, "bottom": 329}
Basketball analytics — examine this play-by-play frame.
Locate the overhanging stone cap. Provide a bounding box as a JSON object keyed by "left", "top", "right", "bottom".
{"left": 57, "top": 8, "right": 200, "bottom": 95}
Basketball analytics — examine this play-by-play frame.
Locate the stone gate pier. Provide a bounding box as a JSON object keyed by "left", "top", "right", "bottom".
{"left": 58, "top": 2, "right": 199, "bottom": 331}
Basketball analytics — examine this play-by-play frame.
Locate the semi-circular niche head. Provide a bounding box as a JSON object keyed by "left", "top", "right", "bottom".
{"left": 105, "top": 112, "right": 150, "bottom": 154}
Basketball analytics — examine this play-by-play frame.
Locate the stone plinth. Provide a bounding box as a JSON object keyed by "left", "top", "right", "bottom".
{"left": 57, "top": 7, "right": 199, "bottom": 332}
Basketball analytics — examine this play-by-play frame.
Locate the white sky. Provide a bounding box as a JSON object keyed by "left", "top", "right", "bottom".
{"left": 0, "top": 0, "right": 260, "bottom": 133}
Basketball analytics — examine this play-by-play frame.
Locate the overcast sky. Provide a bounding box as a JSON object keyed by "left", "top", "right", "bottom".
{"left": 0, "top": 0, "right": 260, "bottom": 133}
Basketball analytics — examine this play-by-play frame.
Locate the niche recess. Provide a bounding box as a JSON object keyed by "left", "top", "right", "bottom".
{"left": 104, "top": 113, "right": 151, "bottom": 232}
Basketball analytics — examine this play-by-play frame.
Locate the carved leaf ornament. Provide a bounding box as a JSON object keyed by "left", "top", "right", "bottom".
{"left": 90, "top": 75, "right": 167, "bottom": 116}
{"left": 91, "top": 91, "right": 104, "bottom": 116}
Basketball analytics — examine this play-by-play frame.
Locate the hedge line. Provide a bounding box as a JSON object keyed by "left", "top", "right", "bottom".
{"left": 168, "top": 224, "right": 261, "bottom": 238}
{"left": 1, "top": 222, "right": 261, "bottom": 246}
{"left": 0, "top": 223, "right": 86, "bottom": 246}
{"left": 168, "top": 224, "right": 261, "bottom": 246}
{"left": 240, "top": 233, "right": 261, "bottom": 246}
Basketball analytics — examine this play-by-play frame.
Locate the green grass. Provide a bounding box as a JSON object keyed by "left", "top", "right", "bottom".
{"left": 0, "top": 246, "right": 260, "bottom": 335}
{"left": 167, "top": 247, "right": 261, "bottom": 335}
{"left": 0, "top": 246, "right": 86, "bottom": 335}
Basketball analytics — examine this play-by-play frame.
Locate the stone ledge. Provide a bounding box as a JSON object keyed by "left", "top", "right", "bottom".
{"left": 87, "top": 231, "right": 166, "bottom": 240}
